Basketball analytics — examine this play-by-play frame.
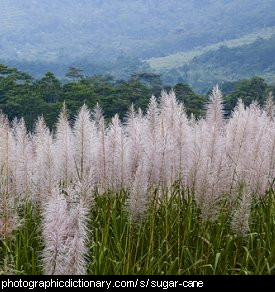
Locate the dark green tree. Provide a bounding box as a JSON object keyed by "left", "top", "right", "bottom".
{"left": 224, "top": 77, "right": 268, "bottom": 114}
{"left": 34, "top": 72, "right": 62, "bottom": 103}
{"left": 65, "top": 66, "right": 84, "bottom": 82}
{"left": 168, "top": 83, "right": 207, "bottom": 118}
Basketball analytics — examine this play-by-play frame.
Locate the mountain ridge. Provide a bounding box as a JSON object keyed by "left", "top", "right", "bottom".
{"left": 1, "top": 0, "right": 275, "bottom": 62}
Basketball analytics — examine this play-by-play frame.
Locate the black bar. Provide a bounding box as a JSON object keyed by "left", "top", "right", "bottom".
{"left": 0, "top": 275, "right": 272, "bottom": 290}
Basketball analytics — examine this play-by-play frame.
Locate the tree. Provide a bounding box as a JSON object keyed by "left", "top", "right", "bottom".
{"left": 224, "top": 77, "right": 268, "bottom": 114}
{"left": 65, "top": 66, "right": 84, "bottom": 82}
{"left": 168, "top": 83, "right": 207, "bottom": 118}
{"left": 0, "top": 64, "right": 33, "bottom": 114}
{"left": 34, "top": 72, "right": 62, "bottom": 103}
{"left": 130, "top": 72, "right": 163, "bottom": 95}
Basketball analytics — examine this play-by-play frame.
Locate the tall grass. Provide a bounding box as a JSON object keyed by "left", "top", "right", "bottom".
{"left": 90, "top": 188, "right": 274, "bottom": 275}
{"left": 0, "top": 87, "right": 274, "bottom": 275}
{"left": 0, "top": 188, "right": 274, "bottom": 275}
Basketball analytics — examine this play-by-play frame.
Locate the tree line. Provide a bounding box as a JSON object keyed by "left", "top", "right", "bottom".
{"left": 0, "top": 64, "right": 274, "bottom": 130}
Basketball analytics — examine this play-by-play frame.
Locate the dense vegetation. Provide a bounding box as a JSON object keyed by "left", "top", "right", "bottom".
{"left": 0, "top": 64, "right": 274, "bottom": 129}
{"left": 1, "top": 0, "right": 274, "bottom": 277}
{"left": 160, "top": 34, "right": 275, "bottom": 92}
{"left": 1, "top": 0, "right": 275, "bottom": 62}
{"left": 1, "top": 190, "right": 274, "bottom": 275}
{"left": 1, "top": 0, "right": 275, "bottom": 89}
{"left": 0, "top": 88, "right": 274, "bottom": 275}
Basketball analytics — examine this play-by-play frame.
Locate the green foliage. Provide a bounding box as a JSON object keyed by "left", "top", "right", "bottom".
{"left": 65, "top": 67, "right": 84, "bottom": 82}
{"left": 167, "top": 83, "right": 207, "bottom": 118}
{"left": 0, "top": 200, "right": 43, "bottom": 275}
{"left": 224, "top": 77, "right": 268, "bottom": 114}
{"left": 148, "top": 26, "right": 275, "bottom": 71}
{"left": 160, "top": 35, "right": 275, "bottom": 93}
{"left": 0, "top": 65, "right": 155, "bottom": 129}
{"left": 1, "top": 189, "right": 274, "bottom": 275}
{"left": 34, "top": 72, "right": 62, "bottom": 103}
{"left": 0, "top": 64, "right": 273, "bottom": 129}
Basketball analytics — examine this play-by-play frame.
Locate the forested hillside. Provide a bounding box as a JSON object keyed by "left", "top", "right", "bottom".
{"left": 0, "top": 64, "right": 274, "bottom": 130}
{"left": 1, "top": 0, "right": 275, "bottom": 90}
{"left": 157, "top": 34, "right": 275, "bottom": 92}
{"left": 1, "top": 0, "right": 274, "bottom": 62}
{"left": 1, "top": 1, "right": 275, "bottom": 276}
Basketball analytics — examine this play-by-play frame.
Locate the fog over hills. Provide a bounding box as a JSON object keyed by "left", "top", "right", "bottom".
{"left": 1, "top": 0, "right": 275, "bottom": 62}
{"left": 1, "top": 0, "right": 275, "bottom": 91}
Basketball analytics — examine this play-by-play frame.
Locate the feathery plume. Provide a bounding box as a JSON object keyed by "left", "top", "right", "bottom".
{"left": 192, "top": 86, "right": 226, "bottom": 220}
{"left": 0, "top": 114, "right": 18, "bottom": 239}
{"left": 11, "top": 118, "right": 33, "bottom": 202}
{"left": 42, "top": 187, "right": 88, "bottom": 275}
{"left": 264, "top": 92, "right": 275, "bottom": 119}
{"left": 231, "top": 189, "right": 252, "bottom": 237}
{"left": 73, "top": 105, "right": 96, "bottom": 200}
{"left": 125, "top": 105, "right": 145, "bottom": 187}
{"left": 32, "top": 117, "right": 57, "bottom": 204}
{"left": 128, "top": 160, "right": 149, "bottom": 220}
{"left": 55, "top": 104, "right": 74, "bottom": 188}
{"left": 92, "top": 104, "right": 107, "bottom": 192}
{"left": 106, "top": 114, "right": 126, "bottom": 192}
{"left": 42, "top": 188, "right": 68, "bottom": 275}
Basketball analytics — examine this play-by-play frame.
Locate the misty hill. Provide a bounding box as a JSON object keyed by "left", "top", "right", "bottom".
{"left": 1, "top": 0, "right": 275, "bottom": 63}
{"left": 150, "top": 31, "right": 275, "bottom": 92}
